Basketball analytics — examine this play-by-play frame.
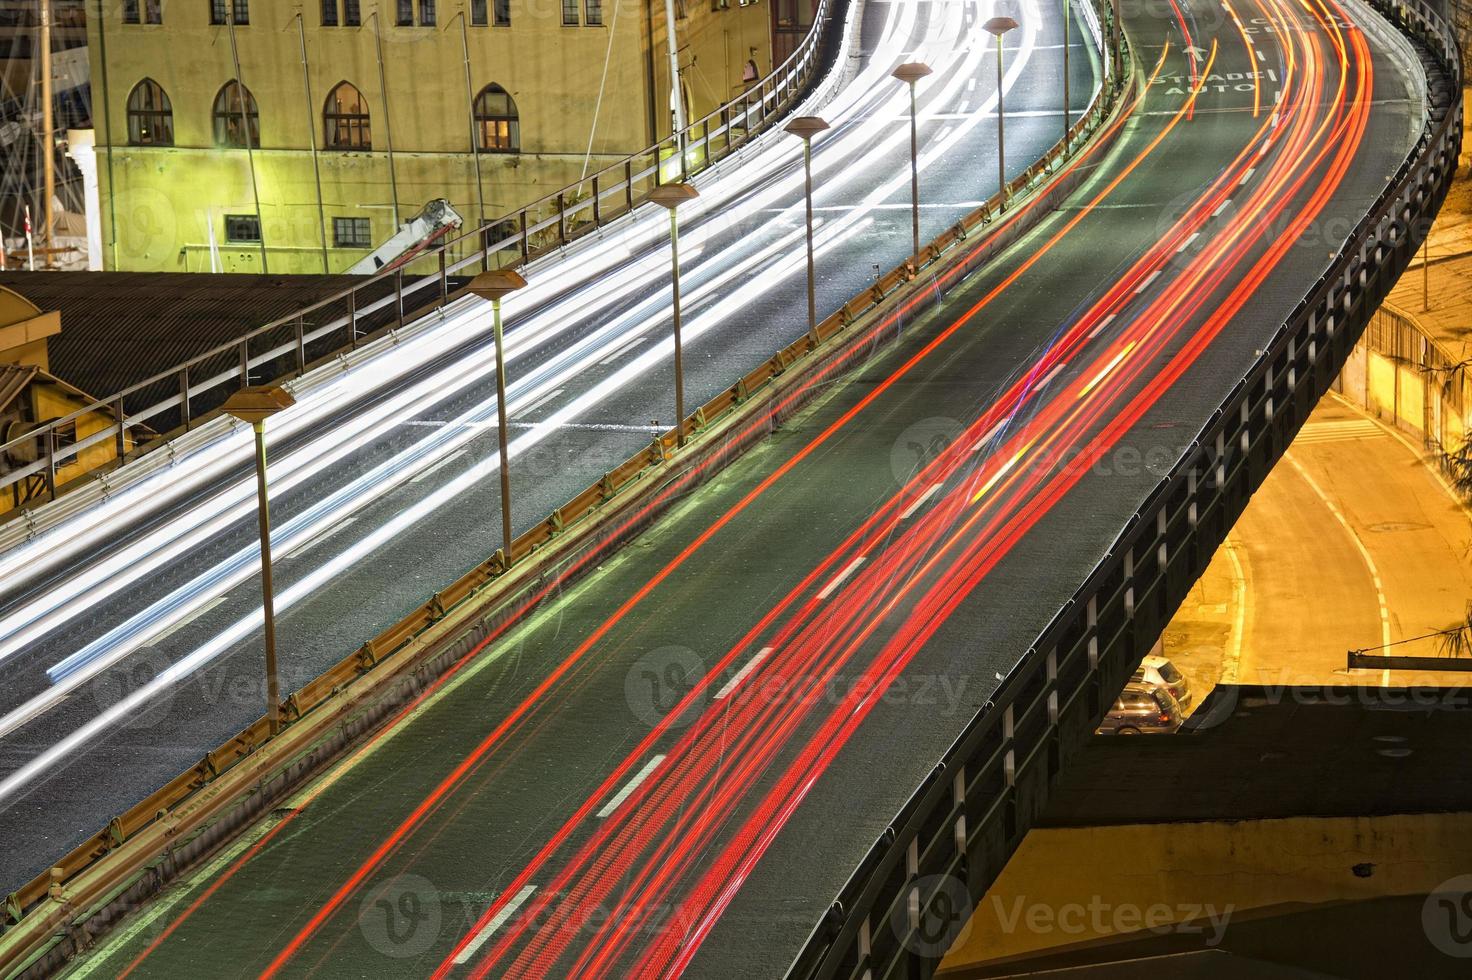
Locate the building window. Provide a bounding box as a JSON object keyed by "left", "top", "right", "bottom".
{"left": 584, "top": 0, "right": 601, "bottom": 24}
{"left": 324, "top": 81, "right": 370, "bottom": 150}
{"left": 333, "top": 217, "right": 372, "bottom": 248}
{"left": 474, "top": 84, "right": 519, "bottom": 153}
{"left": 210, "top": 0, "right": 246, "bottom": 23}
{"left": 396, "top": 0, "right": 412, "bottom": 24}
{"left": 123, "top": 0, "right": 162, "bottom": 23}
{"left": 225, "top": 214, "right": 261, "bottom": 242}
{"left": 419, "top": 0, "right": 435, "bottom": 24}
{"left": 561, "top": 0, "right": 577, "bottom": 24}
{"left": 321, "top": 0, "right": 337, "bottom": 25}
{"left": 126, "top": 78, "right": 173, "bottom": 145}
{"left": 470, "top": 0, "right": 485, "bottom": 24}
{"left": 212, "top": 81, "right": 259, "bottom": 148}
{"left": 494, "top": 0, "right": 509, "bottom": 25}
{"left": 343, "top": 0, "right": 360, "bottom": 24}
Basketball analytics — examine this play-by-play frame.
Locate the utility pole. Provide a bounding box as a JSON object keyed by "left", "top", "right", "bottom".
{"left": 39, "top": 0, "right": 54, "bottom": 267}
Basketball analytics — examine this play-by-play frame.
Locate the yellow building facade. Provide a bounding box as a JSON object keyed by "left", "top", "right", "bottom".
{"left": 85, "top": 0, "right": 774, "bottom": 274}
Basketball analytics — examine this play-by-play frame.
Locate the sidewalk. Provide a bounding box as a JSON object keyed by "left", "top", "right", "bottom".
{"left": 1161, "top": 392, "right": 1472, "bottom": 703}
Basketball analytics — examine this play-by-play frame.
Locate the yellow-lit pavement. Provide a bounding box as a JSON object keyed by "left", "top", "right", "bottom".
{"left": 1163, "top": 391, "right": 1472, "bottom": 701}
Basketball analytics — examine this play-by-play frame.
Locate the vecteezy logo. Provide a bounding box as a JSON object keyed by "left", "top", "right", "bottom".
{"left": 624, "top": 646, "right": 705, "bottom": 728}
{"left": 892, "top": 874, "right": 974, "bottom": 958}
{"left": 1424, "top": 875, "right": 1472, "bottom": 958}
{"left": 358, "top": 874, "right": 442, "bottom": 959}
{"left": 890, "top": 417, "right": 965, "bottom": 486}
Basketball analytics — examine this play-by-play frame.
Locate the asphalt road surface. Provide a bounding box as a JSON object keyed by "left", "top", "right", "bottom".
{"left": 59, "top": 0, "right": 1433, "bottom": 974}
{"left": 0, "top": 0, "right": 1099, "bottom": 892}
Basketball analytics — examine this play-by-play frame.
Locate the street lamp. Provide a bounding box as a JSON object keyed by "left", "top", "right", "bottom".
{"left": 1062, "top": 0, "right": 1072, "bottom": 140}
{"left": 467, "top": 268, "right": 528, "bottom": 567}
{"left": 784, "top": 115, "right": 830, "bottom": 348}
{"left": 222, "top": 384, "right": 296, "bottom": 736}
{"left": 647, "top": 181, "right": 700, "bottom": 448}
{"left": 891, "top": 62, "right": 932, "bottom": 257}
{"left": 983, "top": 16, "right": 1019, "bottom": 211}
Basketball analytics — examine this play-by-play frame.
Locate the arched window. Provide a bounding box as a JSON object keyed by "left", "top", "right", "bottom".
{"left": 126, "top": 78, "right": 173, "bottom": 145}
{"left": 474, "top": 84, "right": 518, "bottom": 153}
{"left": 212, "top": 81, "right": 260, "bottom": 148}
{"left": 324, "top": 81, "right": 370, "bottom": 150}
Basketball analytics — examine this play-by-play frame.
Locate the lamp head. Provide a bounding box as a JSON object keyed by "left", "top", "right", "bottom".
{"left": 222, "top": 385, "right": 296, "bottom": 425}
{"left": 891, "top": 62, "right": 933, "bottom": 84}
{"left": 647, "top": 182, "right": 700, "bottom": 210}
{"left": 783, "top": 115, "right": 831, "bottom": 140}
{"left": 468, "top": 268, "right": 528, "bottom": 302}
{"left": 983, "top": 15, "right": 1019, "bottom": 35}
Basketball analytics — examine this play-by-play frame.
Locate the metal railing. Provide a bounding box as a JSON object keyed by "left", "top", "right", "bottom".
{"left": 0, "top": 0, "right": 846, "bottom": 515}
{"left": 783, "top": 1, "right": 1462, "bottom": 977}
{"left": 0, "top": 6, "right": 1134, "bottom": 968}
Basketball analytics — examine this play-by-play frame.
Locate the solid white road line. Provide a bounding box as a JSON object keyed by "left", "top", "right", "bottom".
{"left": 454, "top": 885, "right": 538, "bottom": 964}
{"left": 597, "top": 755, "right": 666, "bottom": 818}
{"left": 714, "top": 648, "right": 773, "bottom": 700}
{"left": 817, "top": 557, "right": 867, "bottom": 600}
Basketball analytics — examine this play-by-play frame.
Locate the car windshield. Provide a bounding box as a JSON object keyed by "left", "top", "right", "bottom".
{"left": 1156, "top": 660, "right": 1184, "bottom": 683}
{"left": 1120, "top": 692, "right": 1153, "bottom": 709}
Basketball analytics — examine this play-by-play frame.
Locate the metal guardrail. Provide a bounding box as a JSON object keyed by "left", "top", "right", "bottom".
{"left": 0, "top": 0, "right": 845, "bottom": 514}
{"left": 0, "top": 3, "right": 1134, "bottom": 968}
{"left": 783, "top": 1, "right": 1463, "bottom": 978}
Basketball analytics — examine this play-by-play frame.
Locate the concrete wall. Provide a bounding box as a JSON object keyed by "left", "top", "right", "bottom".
{"left": 939, "top": 811, "right": 1472, "bottom": 970}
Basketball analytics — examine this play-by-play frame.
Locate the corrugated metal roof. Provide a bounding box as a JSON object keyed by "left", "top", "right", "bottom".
{"left": 0, "top": 273, "right": 372, "bottom": 415}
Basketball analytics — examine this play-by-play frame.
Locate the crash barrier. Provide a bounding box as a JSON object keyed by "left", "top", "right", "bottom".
{"left": 0, "top": 5, "right": 1136, "bottom": 975}
{"left": 784, "top": 1, "right": 1462, "bottom": 978}
{"left": 0, "top": 0, "right": 848, "bottom": 519}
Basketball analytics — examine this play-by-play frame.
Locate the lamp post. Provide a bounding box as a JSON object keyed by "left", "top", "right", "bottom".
{"left": 983, "top": 16, "right": 1020, "bottom": 211}
{"left": 784, "top": 115, "right": 830, "bottom": 348}
{"left": 222, "top": 384, "right": 297, "bottom": 736}
{"left": 467, "top": 268, "right": 528, "bottom": 566}
{"left": 647, "top": 182, "right": 700, "bottom": 448}
{"left": 891, "top": 62, "right": 932, "bottom": 257}
{"left": 1062, "top": 0, "right": 1071, "bottom": 141}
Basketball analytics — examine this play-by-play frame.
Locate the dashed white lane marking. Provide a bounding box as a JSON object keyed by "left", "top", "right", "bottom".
{"left": 1257, "top": 49, "right": 1267, "bottom": 61}
{"left": 1273, "top": 89, "right": 1283, "bottom": 103}
{"left": 599, "top": 336, "right": 649, "bottom": 365}
{"left": 973, "top": 419, "right": 1006, "bottom": 451}
{"left": 515, "top": 387, "right": 565, "bottom": 418}
{"left": 817, "top": 557, "right": 867, "bottom": 600}
{"left": 1176, "top": 231, "right": 1201, "bottom": 253}
{"left": 1238, "top": 167, "right": 1256, "bottom": 185}
{"left": 455, "top": 886, "right": 539, "bottom": 964}
{"left": 597, "top": 755, "right": 666, "bottom": 818}
{"left": 714, "top": 648, "right": 773, "bottom": 700}
{"left": 411, "top": 449, "right": 468, "bottom": 483}
{"left": 1211, "top": 199, "right": 1231, "bottom": 218}
{"left": 1134, "top": 269, "right": 1161, "bottom": 294}
{"left": 899, "top": 483, "right": 944, "bottom": 520}
{"left": 1037, "top": 362, "right": 1065, "bottom": 387}
{"left": 1088, "top": 312, "right": 1118, "bottom": 340}
{"left": 152, "top": 596, "right": 229, "bottom": 643}
{"left": 294, "top": 517, "right": 359, "bottom": 558}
